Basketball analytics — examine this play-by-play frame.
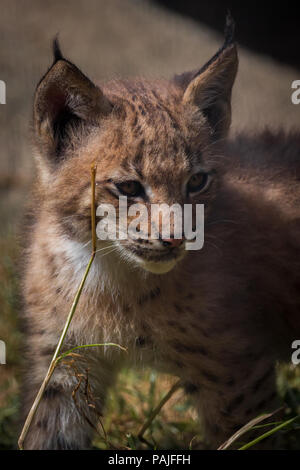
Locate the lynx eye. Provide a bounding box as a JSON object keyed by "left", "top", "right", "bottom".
{"left": 187, "top": 172, "right": 209, "bottom": 194}
{"left": 116, "top": 180, "right": 144, "bottom": 197}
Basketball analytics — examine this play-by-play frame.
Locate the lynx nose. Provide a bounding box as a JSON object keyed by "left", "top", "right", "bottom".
{"left": 161, "top": 237, "right": 184, "bottom": 248}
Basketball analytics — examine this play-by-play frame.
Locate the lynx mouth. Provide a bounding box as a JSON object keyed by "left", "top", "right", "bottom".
{"left": 124, "top": 244, "right": 185, "bottom": 274}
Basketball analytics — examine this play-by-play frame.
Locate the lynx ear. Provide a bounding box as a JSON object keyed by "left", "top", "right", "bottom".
{"left": 176, "top": 14, "right": 238, "bottom": 138}
{"left": 33, "top": 39, "right": 112, "bottom": 165}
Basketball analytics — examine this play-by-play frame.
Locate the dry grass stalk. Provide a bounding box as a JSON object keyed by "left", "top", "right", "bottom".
{"left": 17, "top": 164, "right": 124, "bottom": 449}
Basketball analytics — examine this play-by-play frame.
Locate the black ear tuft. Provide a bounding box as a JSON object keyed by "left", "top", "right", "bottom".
{"left": 224, "top": 11, "right": 235, "bottom": 47}
{"left": 199, "top": 12, "right": 236, "bottom": 75}
{"left": 179, "top": 12, "right": 238, "bottom": 139}
{"left": 52, "top": 36, "right": 64, "bottom": 63}
{"left": 174, "top": 13, "right": 237, "bottom": 89}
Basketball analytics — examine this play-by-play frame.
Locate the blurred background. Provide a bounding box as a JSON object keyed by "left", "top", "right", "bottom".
{"left": 0, "top": 0, "right": 300, "bottom": 450}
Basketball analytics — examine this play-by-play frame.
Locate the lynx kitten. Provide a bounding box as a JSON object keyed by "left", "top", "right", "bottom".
{"left": 22, "top": 18, "right": 300, "bottom": 449}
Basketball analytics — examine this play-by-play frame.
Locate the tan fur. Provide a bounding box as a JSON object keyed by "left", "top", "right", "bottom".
{"left": 21, "top": 29, "right": 300, "bottom": 449}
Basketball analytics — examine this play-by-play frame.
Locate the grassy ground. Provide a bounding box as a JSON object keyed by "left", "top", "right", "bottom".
{"left": 0, "top": 221, "right": 300, "bottom": 450}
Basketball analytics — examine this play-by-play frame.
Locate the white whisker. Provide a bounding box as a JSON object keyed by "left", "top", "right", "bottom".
{"left": 95, "top": 244, "right": 115, "bottom": 254}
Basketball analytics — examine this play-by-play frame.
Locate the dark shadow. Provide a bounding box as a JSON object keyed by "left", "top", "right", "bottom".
{"left": 153, "top": 0, "right": 300, "bottom": 70}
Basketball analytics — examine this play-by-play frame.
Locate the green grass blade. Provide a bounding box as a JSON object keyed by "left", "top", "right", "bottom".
{"left": 57, "top": 343, "right": 127, "bottom": 362}
{"left": 238, "top": 416, "right": 299, "bottom": 450}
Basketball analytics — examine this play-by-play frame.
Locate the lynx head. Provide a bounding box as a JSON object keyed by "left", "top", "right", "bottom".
{"left": 33, "top": 16, "right": 238, "bottom": 275}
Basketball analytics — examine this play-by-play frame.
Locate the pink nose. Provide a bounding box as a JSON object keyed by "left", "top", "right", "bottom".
{"left": 162, "top": 237, "right": 184, "bottom": 248}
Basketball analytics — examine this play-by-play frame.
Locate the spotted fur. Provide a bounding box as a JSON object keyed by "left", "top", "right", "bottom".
{"left": 21, "top": 20, "right": 300, "bottom": 449}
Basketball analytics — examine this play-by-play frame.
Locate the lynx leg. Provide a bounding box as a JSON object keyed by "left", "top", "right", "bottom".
{"left": 185, "top": 363, "right": 280, "bottom": 449}
{"left": 22, "top": 348, "right": 117, "bottom": 450}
